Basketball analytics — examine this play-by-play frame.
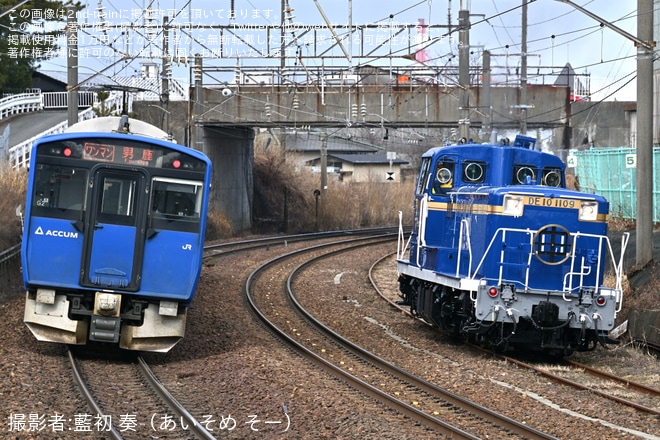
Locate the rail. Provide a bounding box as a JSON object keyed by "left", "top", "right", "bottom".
{"left": 0, "top": 243, "right": 20, "bottom": 264}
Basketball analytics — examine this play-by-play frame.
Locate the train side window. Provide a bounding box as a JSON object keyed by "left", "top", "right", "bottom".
{"left": 462, "top": 161, "right": 486, "bottom": 184}
{"left": 431, "top": 160, "right": 455, "bottom": 195}
{"left": 31, "top": 164, "right": 88, "bottom": 219}
{"left": 542, "top": 167, "right": 563, "bottom": 187}
{"left": 150, "top": 177, "right": 203, "bottom": 232}
{"left": 513, "top": 165, "right": 537, "bottom": 185}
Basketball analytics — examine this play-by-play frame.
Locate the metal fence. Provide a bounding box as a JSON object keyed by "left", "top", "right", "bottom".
{"left": 0, "top": 92, "right": 42, "bottom": 120}
{"left": 572, "top": 147, "right": 660, "bottom": 222}
{"left": 41, "top": 91, "right": 97, "bottom": 109}
{"left": 6, "top": 92, "right": 125, "bottom": 169}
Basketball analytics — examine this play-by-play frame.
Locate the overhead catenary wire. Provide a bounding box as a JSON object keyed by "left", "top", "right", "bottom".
{"left": 48, "top": 1, "right": 640, "bottom": 132}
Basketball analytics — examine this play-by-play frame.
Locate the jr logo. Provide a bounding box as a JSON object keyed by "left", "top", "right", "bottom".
{"left": 182, "top": 244, "right": 193, "bottom": 250}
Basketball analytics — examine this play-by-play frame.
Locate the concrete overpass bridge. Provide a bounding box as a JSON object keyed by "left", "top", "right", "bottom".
{"left": 191, "top": 65, "right": 571, "bottom": 135}
{"left": 138, "top": 66, "right": 572, "bottom": 232}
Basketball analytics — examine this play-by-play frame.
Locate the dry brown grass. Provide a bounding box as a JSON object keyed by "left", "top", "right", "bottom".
{"left": 0, "top": 167, "right": 27, "bottom": 249}
{"left": 252, "top": 140, "right": 414, "bottom": 233}
{"left": 204, "top": 210, "right": 233, "bottom": 241}
{"left": 316, "top": 180, "right": 414, "bottom": 230}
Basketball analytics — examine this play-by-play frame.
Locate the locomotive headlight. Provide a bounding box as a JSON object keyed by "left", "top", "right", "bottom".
{"left": 503, "top": 195, "right": 524, "bottom": 217}
{"left": 578, "top": 201, "right": 599, "bottom": 221}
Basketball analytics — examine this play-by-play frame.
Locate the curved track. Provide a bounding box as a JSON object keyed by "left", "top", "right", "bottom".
{"left": 245, "top": 235, "right": 558, "bottom": 440}
{"left": 369, "top": 253, "right": 660, "bottom": 418}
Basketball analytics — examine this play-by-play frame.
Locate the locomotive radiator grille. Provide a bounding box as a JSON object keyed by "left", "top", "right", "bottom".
{"left": 533, "top": 224, "right": 572, "bottom": 265}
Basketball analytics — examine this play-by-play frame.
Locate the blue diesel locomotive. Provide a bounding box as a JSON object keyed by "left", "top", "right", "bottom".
{"left": 21, "top": 117, "right": 212, "bottom": 352}
{"left": 397, "top": 135, "right": 628, "bottom": 355}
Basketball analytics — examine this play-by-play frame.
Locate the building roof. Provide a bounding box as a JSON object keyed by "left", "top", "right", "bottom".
{"left": 285, "top": 131, "right": 382, "bottom": 153}
{"left": 327, "top": 153, "right": 408, "bottom": 165}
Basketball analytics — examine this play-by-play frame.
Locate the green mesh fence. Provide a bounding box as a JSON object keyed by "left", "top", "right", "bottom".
{"left": 571, "top": 147, "right": 660, "bottom": 222}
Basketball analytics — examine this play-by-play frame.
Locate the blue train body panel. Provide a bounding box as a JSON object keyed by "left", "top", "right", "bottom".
{"left": 23, "top": 217, "right": 84, "bottom": 287}
{"left": 21, "top": 118, "right": 212, "bottom": 352}
{"left": 397, "top": 136, "right": 627, "bottom": 355}
{"left": 140, "top": 230, "right": 203, "bottom": 302}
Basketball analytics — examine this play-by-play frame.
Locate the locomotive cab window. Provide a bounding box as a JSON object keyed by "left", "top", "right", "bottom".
{"left": 150, "top": 177, "right": 204, "bottom": 232}
{"left": 416, "top": 157, "right": 432, "bottom": 195}
{"left": 542, "top": 167, "right": 563, "bottom": 187}
{"left": 31, "top": 164, "right": 88, "bottom": 219}
{"left": 431, "top": 160, "right": 455, "bottom": 195}
{"left": 462, "top": 161, "right": 486, "bottom": 184}
{"left": 513, "top": 165, "right": 538, "bottom": 185}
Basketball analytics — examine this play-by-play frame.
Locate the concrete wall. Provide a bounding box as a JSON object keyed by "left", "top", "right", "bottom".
{"left": 202, "top": 126, "right": 254, "bottom": 231}
{"left": 568, "top": 101, "right": 634, "bottom": 149}
{"left": 201, "top": 84, "right": 570, "bottom": 133}
{"left": 134, "top": 101, "right": 254, "bottom": 232}
{"left": 133, "top": 101, "right": 188, "bottom": 145}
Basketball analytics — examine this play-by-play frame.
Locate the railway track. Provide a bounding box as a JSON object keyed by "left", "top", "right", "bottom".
{"left": 369, "top": 252, "right": 660, "bottom": 421}
{"left": 245, "top": 234, "right": 558, "bottom": 440}
{"left": 68, "top": 347, "right": 214, "bottom": 439}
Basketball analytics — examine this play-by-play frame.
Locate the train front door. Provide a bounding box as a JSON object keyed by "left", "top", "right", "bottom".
{"left": 81, "top": 168, "right": 147, "bottom": 290}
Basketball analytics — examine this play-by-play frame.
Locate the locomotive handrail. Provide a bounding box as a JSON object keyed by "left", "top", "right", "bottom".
{"left": 468, "top": 227, "right": 530, "bottom": 285}
{"left": 563, "top": 232, "right": 604, "bottom": 296}
{"left": 416, "top": 194, "right": 429, "bottom": 267}
{"left": 396, "top": 211, "right": 413, "bottom": 263}
{"left": 467, "top": 227, "right": 625, "bottom": 298}
{"left": 456, "top": 219, "right": 473, "bottom": 278}
{"left": 607, "top": 232, "right": 629, "bottom": 312}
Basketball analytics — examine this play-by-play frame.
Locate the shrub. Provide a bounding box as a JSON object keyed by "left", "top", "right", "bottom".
{"left": 0, "top": 167, "right": 27, "bottom": 249}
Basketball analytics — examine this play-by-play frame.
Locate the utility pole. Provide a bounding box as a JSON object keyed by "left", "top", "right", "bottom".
{"left": 320, "top": 129, "right": 328, "bottom": 192}
{"left": 483, "top": 50, "right": 493, "bottom": 141}
{"left": 192, "top": 55, "right": 204, "bottom": 153}
{"left": 556, "top": 0, "right": 655, "bottom": 267}
{"left": 458, "top": 8, "right": 470, "bottom": 140}
{"left": 520, "top": 0, "right": 528, "bottom": 134}
{"left": 66, "top": 4, "right": 78, "bottom": 127}
{"left": 161, "top": 16, "right": 170, "bottom": 136}
{"left": 636, "top": 0, "right": 655, "bottom": 267}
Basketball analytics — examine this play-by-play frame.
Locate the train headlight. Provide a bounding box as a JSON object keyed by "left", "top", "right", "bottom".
{"left": 487, "top": 287, "right": 499, "bottom": 298}
{"left": 503, "top": 195, "right": 524, "bottom": 217}
{"left": 595, "top": 295, "right": 607, "bottom": 306}
{"left": 578, "top": 201, "right": 599, "bottom": 221}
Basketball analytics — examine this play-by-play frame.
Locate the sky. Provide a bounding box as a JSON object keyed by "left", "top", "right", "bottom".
{"left": 38, "top": 0, "right": 641, "bottom": 101}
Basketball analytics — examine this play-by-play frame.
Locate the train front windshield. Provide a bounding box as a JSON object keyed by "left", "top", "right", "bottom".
{"left": 31, "top": 164, "right": 89, "bottom": 220}
{"left": 30, "top": 137, "right": 208, "bottom": 233}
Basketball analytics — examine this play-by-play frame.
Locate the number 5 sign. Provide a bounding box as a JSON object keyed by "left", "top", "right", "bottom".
{"left": 625, "top": 153, "right": 636, "bottom": 168}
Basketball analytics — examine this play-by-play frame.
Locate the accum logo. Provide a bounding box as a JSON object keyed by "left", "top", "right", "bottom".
{"left": 35, "top": 226, "right": 79, "bottom": 239}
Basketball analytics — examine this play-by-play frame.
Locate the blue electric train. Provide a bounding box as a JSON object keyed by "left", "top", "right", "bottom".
{"left": 21, "top": 116, "right": 212, "bottom": 352}
{"left": 397, "top": 135, "right": 628, "bottom": 356}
